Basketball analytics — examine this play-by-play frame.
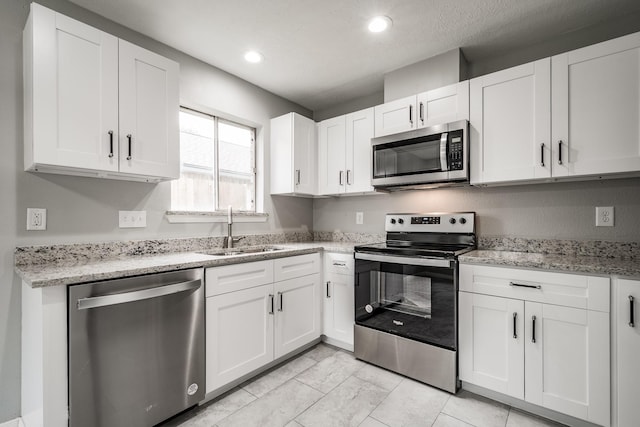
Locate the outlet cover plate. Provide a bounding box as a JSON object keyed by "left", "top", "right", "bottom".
{"left": 595, "top": 206, "right": 614, "bottom": 227}
{"left": 119, "top": 210, "right": 147, "bottom": 228}
{"left": 356, "top": 212, "right": 364, "bottom": 225}
{"left": 27, "top": 208, "right": 46, "bottom": 231}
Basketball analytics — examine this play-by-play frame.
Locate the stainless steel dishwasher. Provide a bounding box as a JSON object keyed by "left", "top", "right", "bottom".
{"left": 68, "top": 268, "right": 205, "bottom": 427}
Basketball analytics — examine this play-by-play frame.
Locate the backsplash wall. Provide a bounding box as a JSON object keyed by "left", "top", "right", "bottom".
{"left": 313, "top": 177, "right": 640, "bottom": 242}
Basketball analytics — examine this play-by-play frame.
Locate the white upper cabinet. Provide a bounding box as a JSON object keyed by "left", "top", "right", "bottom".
{"left": 416, "top": 81, "right": 469, "bottom": 128}
{"left": 374, "top": 95, "right": 416, "bottom": 137}
{"left": 552, "top": 32, "right": 640, "bottom": 177}
{"left": 270, "top": 112, "right": 317, "bottom": 196}
{"left": 23, "top": 3, "right": 179, "bottom": 182}
{"left": 374, "top": 82, "right": 470, "bottom": 137}
{"left": 317, "top": 115, "right": 346, "bottom": 195}
{"left": 317, "top": 107, "right": 374, "bottom": 195}
{"left": 470, "top": 59, "right": 551, "bottom": 185}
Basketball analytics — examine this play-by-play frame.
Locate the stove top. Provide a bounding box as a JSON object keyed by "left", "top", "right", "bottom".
{"left": 355, "top": 212, "right": 476, "bottom": 259}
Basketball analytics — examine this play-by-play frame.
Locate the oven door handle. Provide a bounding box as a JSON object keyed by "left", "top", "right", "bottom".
{"left": 355, "top": 252, "right": 452, "bottom": 268}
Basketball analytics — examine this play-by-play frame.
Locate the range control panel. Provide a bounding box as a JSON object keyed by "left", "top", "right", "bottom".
{"left": 386, "top": 212, "right": 475, "bottom": 233}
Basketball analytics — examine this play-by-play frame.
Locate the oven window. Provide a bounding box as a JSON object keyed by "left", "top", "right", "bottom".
{"left": 355, "top": 259, "right": 456, "bottom": 350}
{"left": 373, "top": 134, "right": 443, "bottom": 178}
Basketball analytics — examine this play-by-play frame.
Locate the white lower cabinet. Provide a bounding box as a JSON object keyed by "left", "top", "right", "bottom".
{"left": 613, "top": 279, "right": 640, "bottom": 427}
{"left": 459, "top": 264, "right": 610, "bottom": 426}
{"left": 205, "top": 254, "right": 321, "bottom": 393}
{"left": 322, "top": 253, "right": 355, "bottom": 350}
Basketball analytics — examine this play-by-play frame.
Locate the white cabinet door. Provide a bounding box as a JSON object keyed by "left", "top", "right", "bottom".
{"left": 615, "top": 279, "right": 640, "bottom": 427}
{"left": 25, "top": 3, "right": 119, "bottom": 172}
{"left": 323, "top": 272, "right": 354, "bottom": 347}
{"left": 206, "top": 284, "right": 274, "bottom": 393}
{"left": 525, "top": 302, "right": 609, "bottom": 426}
{"left": 270, "top": 113, "right": 317, "bottom": 195}
{"left": 274, "top": 274, "right": 321, "bottom": 359}
{"left": 552, "top": 32, "right": 640, "bottom": 178}
{"left": 374, "top": 95, "right": 417, "bottom": 137}
{"left": 417, "top": 81, "right": 469, "bottom": 128}
{"left": 459, "top": 292, "right": 525, "bottom": 399}
{"left": 317, "top": 115, "right": 346, "bottom": 195}
{"left": 345, "top": 107, "right": 374, "bottom": 193}
{"left": 470, "top": 59, "right": 551, "bottom": 184}
{"left": 118, "top": 40, "right": 179, "bottom": 180}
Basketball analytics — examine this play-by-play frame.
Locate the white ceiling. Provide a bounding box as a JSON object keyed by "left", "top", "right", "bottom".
{"left": 69, "top": 0, "right": 640, "bottom": 112}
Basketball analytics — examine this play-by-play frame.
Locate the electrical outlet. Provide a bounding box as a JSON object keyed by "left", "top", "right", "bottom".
{"left": 27, "top": 208, "right": 47, "bottom": 230}
{"left": 356, "top": 212, "right": 364, "bottom": 225}
{"left": 595, "top": 206, "right": 614, "bottom": 227}
{"left": 119, "top": 210, "right": 147, "bottom": 228}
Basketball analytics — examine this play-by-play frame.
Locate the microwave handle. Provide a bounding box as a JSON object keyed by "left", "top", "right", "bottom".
{"left": 440, "top": 132, "right": 449, "bottom": 172}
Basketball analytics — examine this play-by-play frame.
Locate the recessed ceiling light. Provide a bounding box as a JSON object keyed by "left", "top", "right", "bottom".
{"left": 368, "top": 16, "right": 392, "bottom": 33}
{"left": 244, "top": 50, "right": 263, "bottom": 63}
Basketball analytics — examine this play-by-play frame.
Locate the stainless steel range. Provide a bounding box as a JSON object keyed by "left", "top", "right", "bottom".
{"left": 353, "top": 212, "right": 476, "bottom": 393}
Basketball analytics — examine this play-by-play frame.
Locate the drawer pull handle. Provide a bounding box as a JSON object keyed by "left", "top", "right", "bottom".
{"left": 630, "top": 295, "right": 635, "bottom": 327}
{"left": 268, "top": 294, "right": 274, "bottom": 315}
{"left": 513, "top": 312, "right": 518, "bottom": 339}
{"left": 509, "top": 281, "right": 541, "bottom": 290}
{"left": 531, "top": 315, "right": 537, "bottom": 343}
{"left": 278, "top": 291, "right": 283, "bottom": 312}
{"left": 326, "top": 281, "right": 331, "bottom": 298}
{"left": 333, "top": 262, "right": 346, "bottom": 267}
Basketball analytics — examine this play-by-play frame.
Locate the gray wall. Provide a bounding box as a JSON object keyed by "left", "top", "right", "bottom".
{"left": 0, "top": 0, "right": 313, "bottom": 421}
{"left": 313, "top": 178, "right": 640, "bottom": 241}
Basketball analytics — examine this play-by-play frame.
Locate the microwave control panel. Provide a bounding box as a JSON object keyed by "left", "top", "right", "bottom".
{"left": 448, "top": 129, "right": 464, "bottom": 171}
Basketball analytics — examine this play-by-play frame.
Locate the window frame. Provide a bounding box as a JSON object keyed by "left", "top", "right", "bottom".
{"left": 172, "top": 106, "right": 257, "bottom": 213}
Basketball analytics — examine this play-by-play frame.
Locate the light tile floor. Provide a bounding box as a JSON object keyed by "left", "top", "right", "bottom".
{"left": 161, "top": 343, "right": 565, "bottom": 427}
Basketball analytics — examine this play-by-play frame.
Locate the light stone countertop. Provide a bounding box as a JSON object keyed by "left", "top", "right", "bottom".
{"left": 16, "top": 242, "right": 359, "bottom": 288}
{"left": 460, "top": 250, "right": 640, "bottom": 279}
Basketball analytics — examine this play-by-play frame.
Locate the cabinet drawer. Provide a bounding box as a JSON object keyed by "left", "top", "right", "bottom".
{"left": 325, "top": 252, "right": 354, "bottom": 275}
{"left": 274, "top": 253, "right": 320, "bottom": 282}
{"left": 206, "top": 260, "right": 274, "bottom": 297}
{"left": 459, "top": 264, "right": 609, "bottom": 312}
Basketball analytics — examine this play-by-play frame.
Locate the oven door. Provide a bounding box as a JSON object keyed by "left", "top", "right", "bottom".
{"left": 354, "top": 252, "right": 457, "bottom": 350}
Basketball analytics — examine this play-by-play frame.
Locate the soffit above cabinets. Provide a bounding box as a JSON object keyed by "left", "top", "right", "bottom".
{"left": 68, "top": 0, "right": 640, "bottom": 111}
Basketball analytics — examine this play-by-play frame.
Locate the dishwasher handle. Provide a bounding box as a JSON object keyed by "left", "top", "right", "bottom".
{"left": 76, "top": 279, "right": 201, "bottom": 310}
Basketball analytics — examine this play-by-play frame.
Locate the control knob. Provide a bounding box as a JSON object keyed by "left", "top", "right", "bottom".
{"left": 449, "top": 218, "right": 456, "bottom": 224}
{"left": 390, "top": 218, "right": 396, "bottom": 224}
{"left": 459, "top": 217, "right": 467, "bottom": 224}
{"left": 398, "top": 218, "right": 404, "bottom": 224}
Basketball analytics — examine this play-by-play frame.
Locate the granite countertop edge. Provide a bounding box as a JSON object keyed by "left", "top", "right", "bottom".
{"left": 460, "top": 250, "right": 640, "bottom": 279}
{"left": 17, "top": 242, "right": 358, "bottom": 288}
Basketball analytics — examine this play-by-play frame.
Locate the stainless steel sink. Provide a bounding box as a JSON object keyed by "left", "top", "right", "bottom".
{"left": 197, "top": 246, "right": 285, "bottom": 257}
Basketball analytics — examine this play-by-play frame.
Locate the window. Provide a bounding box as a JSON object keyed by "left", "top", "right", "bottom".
{"left": 171, "top": 108, "right": 256, "bottom": 212}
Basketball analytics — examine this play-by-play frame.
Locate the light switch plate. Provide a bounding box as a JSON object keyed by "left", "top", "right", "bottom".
{"left": 27, "top": 208, "right": 46, "bottom": 230}
{"left": 119, "top": 210, "right": 147, "bottom": 228}
{"left": 595, "top": 206, "right": 614, "bottom": 227}
{"left": 356, "top": 212, "right": 364, "bottom": 225}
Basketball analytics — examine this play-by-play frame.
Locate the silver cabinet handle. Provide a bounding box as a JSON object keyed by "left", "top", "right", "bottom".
{"left": 630, "top": 295, "right": 635, "bottom": 327}
{"left": 269, "top": 294, "right": 274, "bottom": 315}
{"left": 531, "top": 315, "right": 537, "bottom": 343}
{"left": 513, "top": 312, "right": 518, "bottom": 339}
{"left": 332, "top": 261, "right": 346, "bottom": 267}
{"left": 339, "top": 170, "right": 344, "bottom": 185}
{"left": 409, "top": 104, "right": 413, "bottom": 125}
{"left": 419, "top": 101, "right": 424, "bottom": 124}
{"left": 77, "top": 279, "right": 200, "bottom": 310}
{"left": 509, "top": 281, "right": 541, "bottom": 290}
{"left": 277, "top": 291, "right": 283, "bottom": 312}
{"left": 295, "top": 169, "right": 301, "bottom": 185}
{"left": 126, "top": 134, "right": 132, "bottom": 160}
{"left": 108, "top": 131, "right": 114, "bottom": 158}
{"left": 557, "top": 140, "right": 563, "bottom": 165}
{"left": 540, "top": 143, "right": 545, "bottom": 167}
{"left": 326, "top": 281, "right": 331, "bottom": 298}
{"left": 346, "top": 170, "right": 352, "bottom": 185}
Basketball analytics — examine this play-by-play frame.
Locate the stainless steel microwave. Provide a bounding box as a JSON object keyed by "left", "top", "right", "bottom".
{"left": 371, "top": 120, "right": 469, "bottom": 190}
